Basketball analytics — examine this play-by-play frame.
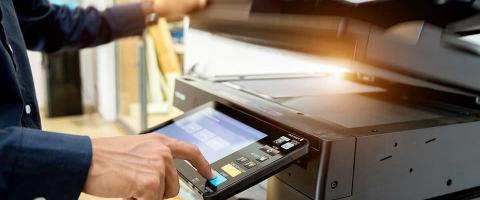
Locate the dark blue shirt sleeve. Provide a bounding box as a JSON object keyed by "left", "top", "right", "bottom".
{"left": 14, "top": 0, "right": 146, "bottom": 53}
{"left": 0, "top": 127, "right": 92, "bottom": 200}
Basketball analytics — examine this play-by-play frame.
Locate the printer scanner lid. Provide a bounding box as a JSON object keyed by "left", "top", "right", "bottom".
{"left": 189, "top": 1, "right": 480, "bottom": 99}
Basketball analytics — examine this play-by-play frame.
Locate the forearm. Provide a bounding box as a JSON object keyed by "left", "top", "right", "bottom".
{"left": 0, "top": 127, "right": 92, "bottom": 199}
{"left": 17, "top": 1, "right": 147, "bottom": 52}
{"left": 103, "top": 3, "right": 147, "bottom": 40}
{"left": 17, "top": 0, "right": 207, "bottom": 52}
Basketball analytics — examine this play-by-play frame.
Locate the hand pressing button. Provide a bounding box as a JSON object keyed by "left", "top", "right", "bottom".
{"left": 209, "top": 171, "right": 227, "bottom": 187}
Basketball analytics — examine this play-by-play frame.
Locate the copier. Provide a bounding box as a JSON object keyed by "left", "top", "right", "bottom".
{"left": 174, "top": 0, "right": 480, "bottom": 199}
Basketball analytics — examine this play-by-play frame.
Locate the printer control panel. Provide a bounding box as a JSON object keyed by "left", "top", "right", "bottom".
{"left": 175, "top": 132, "right": 308, "bottom": 199}
{"left": 148, "top": 102, "right": 309, "bottom": 200}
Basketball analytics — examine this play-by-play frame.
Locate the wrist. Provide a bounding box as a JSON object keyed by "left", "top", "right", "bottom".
{"left": 141, "top": 1, "right": 162, "bottom": 25}
{"left": 141, "top": 1, "right": 155, "bottom": 17}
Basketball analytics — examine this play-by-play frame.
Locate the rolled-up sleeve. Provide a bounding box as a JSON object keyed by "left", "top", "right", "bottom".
{"left": 14, "top": 0, "right": 146, "bottom": 53}
{"left": 0, "top": 127, "right": 92, "bottom": 200}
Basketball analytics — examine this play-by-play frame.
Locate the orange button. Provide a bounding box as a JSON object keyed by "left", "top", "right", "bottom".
{"left": 221, "top": 164, "right": 241, "bottom": 177}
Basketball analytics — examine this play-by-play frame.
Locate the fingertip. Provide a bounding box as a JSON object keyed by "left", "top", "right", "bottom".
{"left": 208, "top": 168, "right": 216, "bottom": 180}
{"left": 203, "top": 159, "right": 216, "bottom": 179}
{"left": 200, "top": 165, "right": 216, "bottom": 180}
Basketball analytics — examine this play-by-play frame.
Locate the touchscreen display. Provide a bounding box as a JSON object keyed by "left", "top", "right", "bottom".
{"left": 155, "top": 107, "right": 267, "bottom": 164}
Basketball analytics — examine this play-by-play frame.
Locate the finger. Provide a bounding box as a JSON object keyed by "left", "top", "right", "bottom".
{"left": 157, "top": 174, "right": 166, "bottom": 200}
{"left": 168, "top": 140, "right": 215, "bottom": 179}
{"left": 163, "top": 156, "right": 180, "bottom": 199}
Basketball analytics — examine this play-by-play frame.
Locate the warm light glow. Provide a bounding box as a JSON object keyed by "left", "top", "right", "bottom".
{"left": 312, "top": 62, "right": 350, "bottom": 79}
{"left": 327, "top": 67, "right": 349, "bottom": 79}
{"left": 331, "top": 68, "right": 349, "bottom": 79}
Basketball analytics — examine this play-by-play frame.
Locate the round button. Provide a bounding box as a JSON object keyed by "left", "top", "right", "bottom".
{"left": 25, "top": 104, "right": 31, "bottom": 114}
{"left": 33, "top": 197, "right": 46, "bottom": 200}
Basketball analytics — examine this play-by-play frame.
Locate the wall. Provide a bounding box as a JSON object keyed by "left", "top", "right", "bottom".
{"left": 28, "top": 51, "right": 46, "bottom": 108}
{"left": 81, "top": 0, "right": 117, "bottom": 121}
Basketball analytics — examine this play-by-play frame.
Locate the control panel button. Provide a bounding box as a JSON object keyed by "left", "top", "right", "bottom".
{"left": 256, "top": 155, "right": 269, "bottom": 162}
{"left": 273, "top": 136, "right": 292, "bottom": 145}
{"left": 221, "top": 164, "right": 242, "bottom": 177}
{"left": 244, "top": 161, "right": 257, "bottom": 169}
{"left": 281, "top": 142, "right": 295, "bottom": 150}
{"left": 290, "top": 140, "right": 300, "bottom": 146}
{"left": 209, "top": 171, "right": 227, "bottom": 187}
{"left": 236, "top": 156, "right": 249, "bottom": 164}
{"left": 268, "top": 147, "right": 280, "bottom": 156}
{"left": 260, "top": 145, "right": 280, "bottom": 156}
{"left": 204, "top": 187, "right": 214, "bottom": 193}
{"left": 273, "top": 138, "right": 284, "bottom": 145}
{"left": 280, "top": 136, "right": 291, "bottom": 142}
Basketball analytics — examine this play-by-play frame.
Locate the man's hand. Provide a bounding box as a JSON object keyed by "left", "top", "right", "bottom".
{"left": 141, "top": 0, "right": 208, "bottom": 19}
{"left": 83, "top": 134, "right": 215, "bottom": 200}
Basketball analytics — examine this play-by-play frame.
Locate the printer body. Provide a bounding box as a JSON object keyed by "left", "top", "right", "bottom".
{"left": 172, "top": 1, "right": 480, "bottom": 199}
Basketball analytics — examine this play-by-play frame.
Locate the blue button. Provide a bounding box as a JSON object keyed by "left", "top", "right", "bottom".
{"left": 209, "top": 171, "right": 227, "bottom": 187}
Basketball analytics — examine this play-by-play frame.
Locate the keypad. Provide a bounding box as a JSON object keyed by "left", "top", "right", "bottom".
{"left": 236, "top": 156, "right": 249, "bottom": 164}
{"left": 256, "top": 155, "right": 269, "bottom": 162}
{"left": 260, "top": 145, "right": 280, "bottom": 156}
{"left": 244, "top": 161, "right": 257, "bottom": 169}
{"left": 281, "top": 142, "right": 295, "bottom": 150}
{"left": 273, "top": 138, "right": 285, "bottom": 145}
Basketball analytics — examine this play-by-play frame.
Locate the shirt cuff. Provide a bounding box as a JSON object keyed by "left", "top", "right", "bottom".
{"left": 105, "top": 3, "right": 147, "bottom": 38}
{"left": 7, "top": 127, "right": 92, "bottom": 200}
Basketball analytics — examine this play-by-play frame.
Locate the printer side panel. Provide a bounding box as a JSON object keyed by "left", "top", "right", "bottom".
{"left": 269, "top": 150, "right": 321, "bottom": 199}
{"left": 172, "top": 78, "right": 217, "bottom": 111}
{"left": 322, "top": 138, "right": 356, "bottom": 200}
{"left": 269, "top": 138, "right": 356, "bottom": 200}
{"left": 352, "top": 121, "right": 480, "bottom": 200}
